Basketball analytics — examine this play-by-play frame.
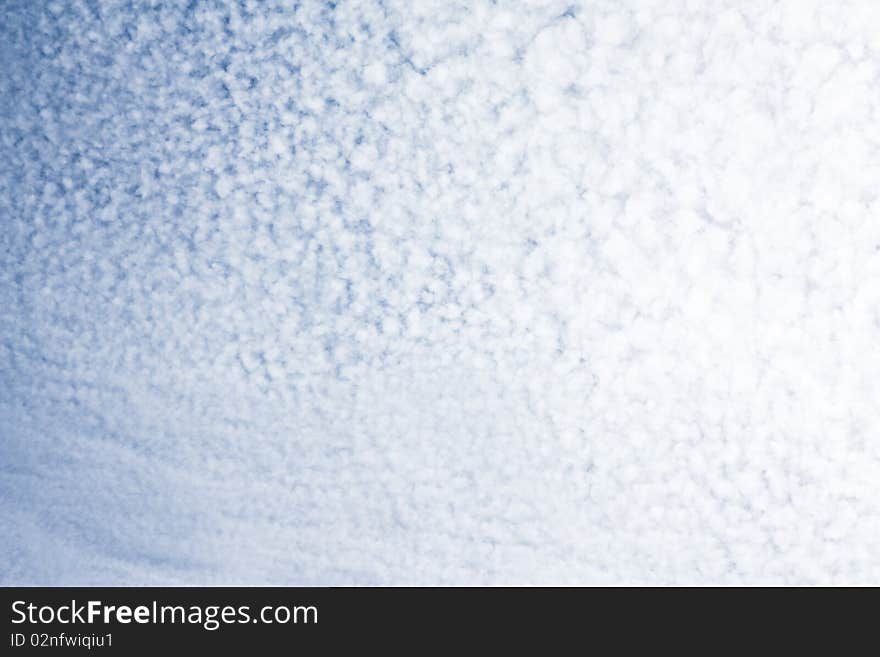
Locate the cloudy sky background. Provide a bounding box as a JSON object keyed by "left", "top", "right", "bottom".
{"left": 3, "top": 0, "right": 880, "bottom": 584}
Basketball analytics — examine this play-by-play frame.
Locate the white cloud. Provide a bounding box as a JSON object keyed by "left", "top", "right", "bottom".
{"left": 2, "top": 0, "right": 880, "bottom": 585}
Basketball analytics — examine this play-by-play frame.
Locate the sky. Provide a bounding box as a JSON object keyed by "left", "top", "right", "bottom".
{"left": 2, "top": 0, "right": 880, "bottom": 585}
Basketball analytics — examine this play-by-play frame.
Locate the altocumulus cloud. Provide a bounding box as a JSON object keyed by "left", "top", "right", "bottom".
{"left": 2, "top": 0, "right": 880, "bottom": 585}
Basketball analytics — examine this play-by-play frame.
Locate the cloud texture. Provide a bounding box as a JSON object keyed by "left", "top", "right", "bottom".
{"left": 3, "top": 0, "right": 880, "bottom": 584}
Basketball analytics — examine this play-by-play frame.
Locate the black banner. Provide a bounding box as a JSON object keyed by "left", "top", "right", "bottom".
{"left": 0, "top": 587, "right": 861, "bottom": 651}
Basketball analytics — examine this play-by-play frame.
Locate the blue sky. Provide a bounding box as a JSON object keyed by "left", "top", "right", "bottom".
{"left": 3, "top": 0, "right": 880, "bottom": 584}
